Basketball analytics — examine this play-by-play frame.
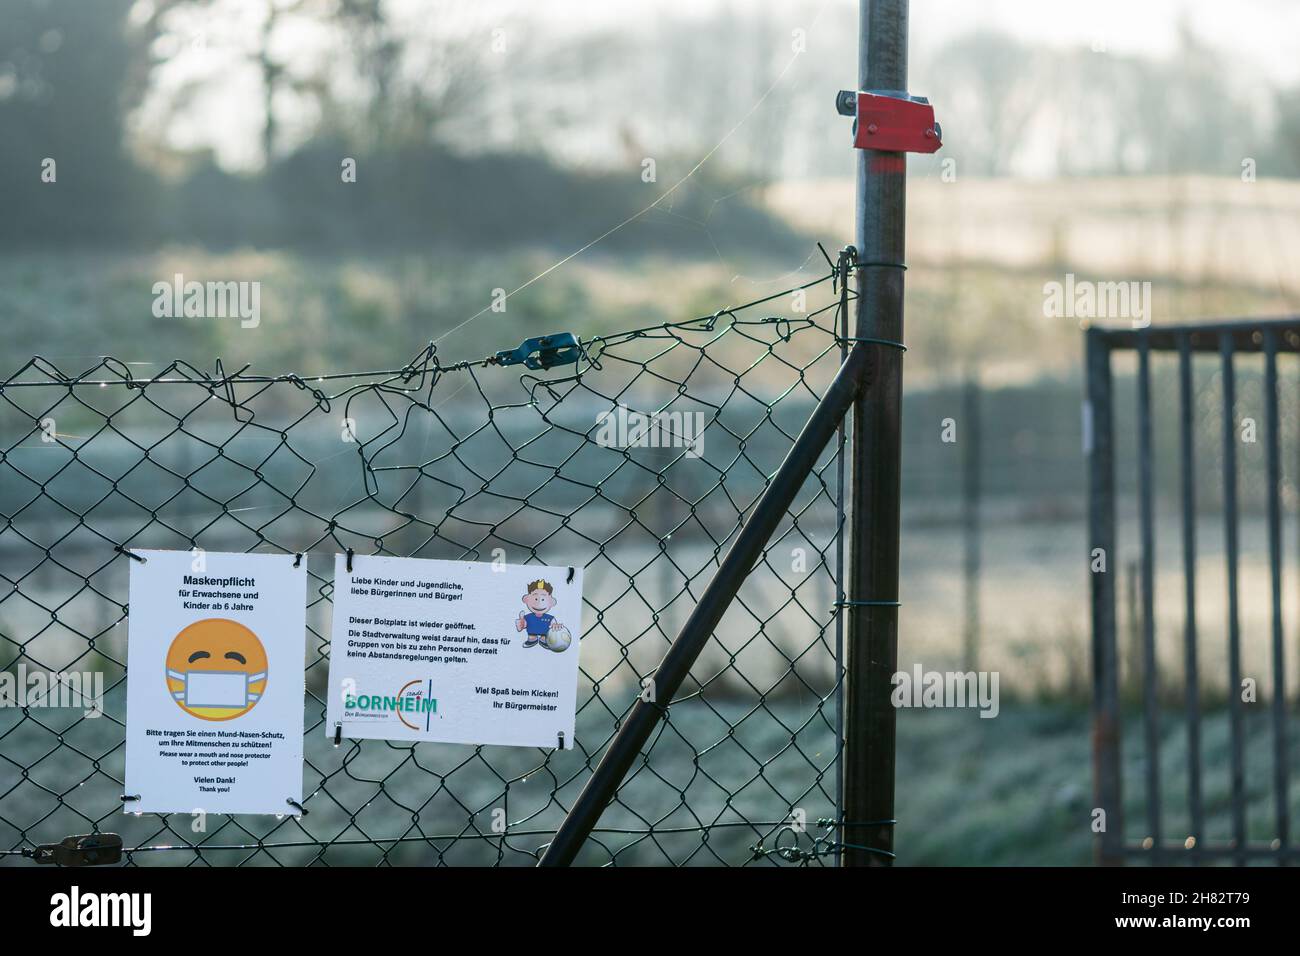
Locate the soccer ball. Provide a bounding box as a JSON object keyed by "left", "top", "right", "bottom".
{"left": 543, "top": 626, "right": 572, "bottom": 653}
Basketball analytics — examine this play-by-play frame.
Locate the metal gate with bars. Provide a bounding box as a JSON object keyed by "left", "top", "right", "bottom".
{"left": 1088, "top": 319, "right": 1300, "bottom": 865}
{"left": 0, "top": 263, "right": 871, "bottom": 867}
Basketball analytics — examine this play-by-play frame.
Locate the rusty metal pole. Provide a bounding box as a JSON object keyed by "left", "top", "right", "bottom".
{"left": 1087, "top": 328, "right": 1123, "bottom": 865}
{"left": 842, "top": 0, "right": 908, "bottom": 867}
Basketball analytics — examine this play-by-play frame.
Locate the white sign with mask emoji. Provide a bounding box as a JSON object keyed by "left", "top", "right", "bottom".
{"left": 123, "top": 550, "right": 307, "bottom": 816}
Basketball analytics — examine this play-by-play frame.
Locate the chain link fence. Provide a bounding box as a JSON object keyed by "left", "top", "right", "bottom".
{"left": 0, "top": 263, "right": 855, "bottom": 866}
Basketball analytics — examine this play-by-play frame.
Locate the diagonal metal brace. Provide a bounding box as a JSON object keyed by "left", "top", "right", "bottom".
{"left": 491, "top": 333, "right": 582, "bottom": 371}
{"left": 537, "top": 336, "right": 875, "bottom": 866}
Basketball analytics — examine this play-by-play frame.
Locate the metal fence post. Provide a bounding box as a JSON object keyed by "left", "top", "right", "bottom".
{"left": 842, "top": 0, "right": 908, "bottom": 867}
{"left": 1086, "top": 327, "right": 1123, "bottom": 865}
{"left": 962, "top": 376, "right": 981, "bottom": 672}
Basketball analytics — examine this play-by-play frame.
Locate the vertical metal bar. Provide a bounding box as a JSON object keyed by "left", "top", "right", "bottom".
{"left": 1088, "top": 328, "right": 1123, "bottom": 865}
{"left": 1137, "top": 334, "right": 1161, "bottom": 858}
{"left": 962, "top": 376, "right": 981, "bottom": 672}
{"left": 1177, "top": 335, "right": 1203, "bottom": 859}
{"left": 842, "top": 0, "right": 908, "bottom": 867}
{"left": 1126, "top": 560, "right": 1141, "bottom": 698}
{"left": 1263, "top": 328, "right": 1289, "bottom": 859}
{"left": 1220, "top": 331, "right": 1247, "bottom": 864}
{"left": 832, "top": 267, "right": 850, "bottom": 862}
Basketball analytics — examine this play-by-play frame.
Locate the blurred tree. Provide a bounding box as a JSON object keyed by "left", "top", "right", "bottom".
{"left": 1156, "top": 20, "right": 1260, "bottom": 175}
{"left": 1272, "top": 85, "right": 1300, "bottom": 176}
{"left": 929, "top": 31, "right": 1041, "bottom": 176}
{"left": 0, "top": 0, "right": 148, "bottom": 242}
{"left": 137, "top": 0, "right": 317, "bottom": 167}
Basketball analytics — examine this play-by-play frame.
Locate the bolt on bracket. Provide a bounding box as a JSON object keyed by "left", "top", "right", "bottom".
{"left": 490, "top": 333, "right": 582, "bottom": 371}
{"left": 837, "top": 89, "right": 942, "bottom": 153}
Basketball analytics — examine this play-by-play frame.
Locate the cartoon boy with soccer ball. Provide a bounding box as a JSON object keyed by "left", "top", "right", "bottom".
{"left": 516, "top": 578, "right": 570, "bottom": 652}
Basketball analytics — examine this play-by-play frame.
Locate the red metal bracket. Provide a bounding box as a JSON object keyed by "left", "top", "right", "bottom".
{"left": 851, "top": 92, "right": 941, "bottom": 153}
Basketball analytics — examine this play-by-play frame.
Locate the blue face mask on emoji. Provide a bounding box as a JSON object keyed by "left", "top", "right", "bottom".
{"left": 167, "top": 667, "right": 267, "bottom": 710}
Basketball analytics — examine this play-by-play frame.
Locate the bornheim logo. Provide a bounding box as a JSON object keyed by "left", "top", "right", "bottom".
{"left": 345, "top": 679, "right": 437, "bottom": 730}
{"left": 49, "top": 886, "right": 151, "bottom": 936}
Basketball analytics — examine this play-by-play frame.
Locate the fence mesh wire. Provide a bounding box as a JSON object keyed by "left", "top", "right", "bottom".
{"left": 0, "top": 261, "right": 855, "bottom": 866}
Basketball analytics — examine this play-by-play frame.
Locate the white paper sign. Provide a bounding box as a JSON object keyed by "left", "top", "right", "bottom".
{"left": 124, "top": 550, "right": 307, "bottom": 816}
{"left": 326, "top": 555, "right": 583, "bottom": 749}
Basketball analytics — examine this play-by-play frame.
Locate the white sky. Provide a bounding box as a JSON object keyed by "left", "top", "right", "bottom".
{"left": 935, "top": 0, "right": 1300, "bottom": 83}
{"left": 147, "top": 0, "right": 1300, "bottom": 171}
{"left": 502, "top": 0, "right": 1300, "bottom": 84}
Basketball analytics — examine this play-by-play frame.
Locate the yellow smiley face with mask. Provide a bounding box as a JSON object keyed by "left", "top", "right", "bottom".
{"left": 165, "top": 618, "right": 268, "bottom": 721}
